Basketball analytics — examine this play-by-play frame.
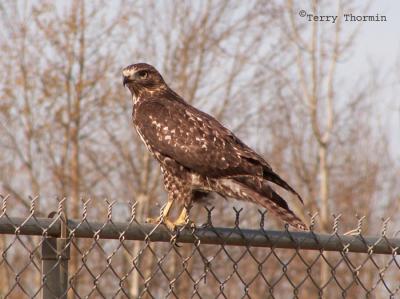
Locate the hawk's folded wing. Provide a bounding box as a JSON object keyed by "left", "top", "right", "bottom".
{"left": 135, "top": 98, "right": 303, "bottom": 203}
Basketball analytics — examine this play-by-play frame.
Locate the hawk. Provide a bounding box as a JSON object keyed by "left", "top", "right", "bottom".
{"left": 123, "top": 63, "right": 306, "bottom": 230}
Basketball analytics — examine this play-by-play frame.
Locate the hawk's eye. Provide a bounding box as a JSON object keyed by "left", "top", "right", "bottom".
{"left": 137, "top": 70, "right": 148, "bottom": 79}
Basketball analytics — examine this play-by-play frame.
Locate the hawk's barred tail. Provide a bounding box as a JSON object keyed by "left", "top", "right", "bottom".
{"left": 262, "top": 167, "right": 304, "bottom": 205}
{"left": 218, "top": 179, "right": 308, "bottom": 230}
{"left": 263, "top": 187, "right": 308, "bottom": 230}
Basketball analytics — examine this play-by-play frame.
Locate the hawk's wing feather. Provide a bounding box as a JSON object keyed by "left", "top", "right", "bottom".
{"left": 135, "top": 97, "right": 302, "bottom": 203}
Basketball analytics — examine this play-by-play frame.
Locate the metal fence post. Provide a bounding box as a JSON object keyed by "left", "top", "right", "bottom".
{"left": 57, "top": 237, "right": 70, "bottom": 299}
{"left": 41, "top": 212, "right": 70, "bottom": 299}
{"left": 58, "top": 211, "right": 70, "bottom": 299}
{"left": 41, "top": 237, "right": 60, "bottom": 299}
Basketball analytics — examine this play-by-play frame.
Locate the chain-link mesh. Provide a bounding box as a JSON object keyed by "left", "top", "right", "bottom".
{"left": 0, "top": 195, "right": 399, "bottom": 299}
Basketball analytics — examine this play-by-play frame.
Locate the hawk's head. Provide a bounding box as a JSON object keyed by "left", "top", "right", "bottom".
{"left": 122, "top": 63, "right": 166, "bottom": 97}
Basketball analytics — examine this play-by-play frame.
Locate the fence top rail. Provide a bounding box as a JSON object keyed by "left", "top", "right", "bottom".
{"left": 0, "top": 216, "right": 398, "bottom": 255}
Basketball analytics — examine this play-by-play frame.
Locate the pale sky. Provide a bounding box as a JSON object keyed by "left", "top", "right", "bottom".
{"left": 360, "top": 1, "right": 400, "bottom": 159}
{"left": 288, "top": 0, "right": 399, "bottom": 159}
{"left": 336, "top": 0, "right": 400, "bottom": 159}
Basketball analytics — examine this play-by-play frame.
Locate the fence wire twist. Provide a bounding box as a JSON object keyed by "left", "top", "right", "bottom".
{"left": 0, "top": 195, "right": 399, "bottom": 299}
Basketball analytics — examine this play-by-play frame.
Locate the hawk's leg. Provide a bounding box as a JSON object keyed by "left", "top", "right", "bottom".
{"left": 150, "top": 160, "right": 195, "bottom": 230}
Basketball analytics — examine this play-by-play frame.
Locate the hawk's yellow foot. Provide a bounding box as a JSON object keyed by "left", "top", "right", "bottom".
{"left": 163, "top": 218, "right": 195, "bottom": 231}
{"left": 145, "top": 215, "right": 177, "bottom": 231}
{"left": 172, "top": 206, "right": 195, "bottom": 229}
{"left": 146, "top": 206, "right": 194, "bottom": 231}
{"left": 145, "top": 200, "right": 174, "bottom": 226}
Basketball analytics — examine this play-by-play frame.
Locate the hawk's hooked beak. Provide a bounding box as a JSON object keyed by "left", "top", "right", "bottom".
{"left": 122, "top": 67, "right": 136, "bottom": 87}
{"left": 123, "top": 76, "right": 131, "bottom": 87}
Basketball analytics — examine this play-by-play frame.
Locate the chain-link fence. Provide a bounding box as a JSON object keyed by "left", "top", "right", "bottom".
{"left": 0, "top": 195, "right": 399, "bottom": 299}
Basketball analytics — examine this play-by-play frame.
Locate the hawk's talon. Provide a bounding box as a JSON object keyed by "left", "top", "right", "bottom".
{"left": 172, "top": 218, "right": 195, "bottom": 229}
